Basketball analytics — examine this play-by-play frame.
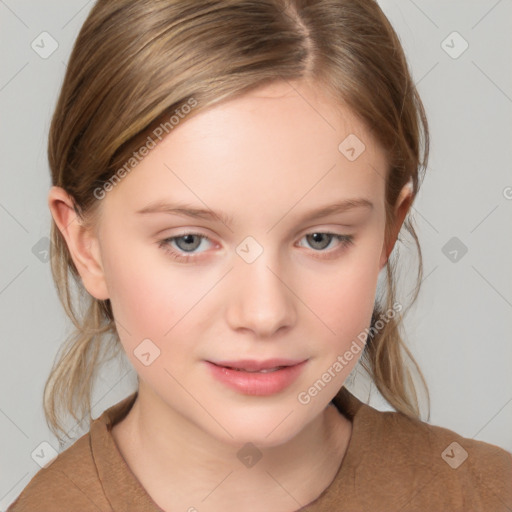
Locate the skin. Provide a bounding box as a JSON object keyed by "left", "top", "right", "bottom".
{"left": 49, "top": 79, "right": 412, "bottom": 512}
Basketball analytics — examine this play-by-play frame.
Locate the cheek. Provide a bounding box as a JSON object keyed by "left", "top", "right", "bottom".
{"left": 101, "top": 238, "right": 221, "bottom": 359}
{"left": 100, "top": 239, "right": 185, "bottom": 337}
{"left": 103, "top": 259, "right": 199, "bottom": 382}
{"left": 307, "top": 238, "right": 381, "bottom": 332}
{"left": 306, "top": 236, "right": 381, "bottom": 312}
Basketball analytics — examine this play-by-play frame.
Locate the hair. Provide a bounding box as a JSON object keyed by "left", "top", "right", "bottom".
{"left": 44, "top": 0, "right": 430, "bottom": 444}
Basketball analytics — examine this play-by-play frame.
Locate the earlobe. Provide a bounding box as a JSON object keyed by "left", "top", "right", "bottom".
{"left": 48, "top": 186, "right": 110, "bottom": 300}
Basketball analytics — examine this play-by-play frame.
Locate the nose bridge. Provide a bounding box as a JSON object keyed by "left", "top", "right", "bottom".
{"left": 226, "top": 235, "right": 296, "bottom": 336}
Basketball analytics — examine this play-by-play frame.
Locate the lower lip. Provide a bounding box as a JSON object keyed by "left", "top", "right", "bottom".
{"left": 205, "top": 360, "right": 308, "bottom": 396}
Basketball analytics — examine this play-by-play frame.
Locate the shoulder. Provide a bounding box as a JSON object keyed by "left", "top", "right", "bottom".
{"left": 6, "top": 431, "right": 111, "bottom": 512}
{"left": 358, "top": 404, "right": 512, "bottom": 510}
{"left": 371, "top": 405, "right": 512, "bottom": 470}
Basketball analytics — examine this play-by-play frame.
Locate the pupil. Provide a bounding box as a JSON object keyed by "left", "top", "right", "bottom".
{"left": 309, "top": 233, "right": 330, "bottom": 249}
{"left": 177, "top": 234, "right": 200, "bottom": 251}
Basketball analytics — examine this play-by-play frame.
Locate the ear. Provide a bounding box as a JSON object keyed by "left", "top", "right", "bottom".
{"left": 48, "top": 186, "right": 109, "bottom": 300}
{"left": 379, "top": 181, "right": 413, "bottom": 270}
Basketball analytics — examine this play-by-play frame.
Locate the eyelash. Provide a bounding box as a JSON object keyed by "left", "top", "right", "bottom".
{"left": 158, "top": 231, "right": 354, "bottom": 263}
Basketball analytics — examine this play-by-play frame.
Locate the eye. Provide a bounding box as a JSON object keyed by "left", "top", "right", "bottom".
{"left": 158, "top": 233, "right": 213, "bottom": 263}
{"left": 297, "top": 232, "right": 354, "bottom": 259}
{"left": 158, "top": 231, "right": 354, "bottom": 263}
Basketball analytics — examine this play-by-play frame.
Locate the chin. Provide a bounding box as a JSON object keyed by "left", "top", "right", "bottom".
{"left": 208, "top": 410, "right": 306, "bottom": 449}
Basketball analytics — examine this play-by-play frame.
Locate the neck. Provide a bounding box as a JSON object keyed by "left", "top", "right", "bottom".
{"left": 112, "top": 382, "right": 352, "bottom": 512}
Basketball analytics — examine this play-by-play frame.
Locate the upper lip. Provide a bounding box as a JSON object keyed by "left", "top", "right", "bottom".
{"left": 209, "top": 358, "right": 307, "bottom": 371}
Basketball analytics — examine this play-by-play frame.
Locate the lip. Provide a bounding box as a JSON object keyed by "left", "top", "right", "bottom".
{"left": 210, "top": 358, "right": 306, "bottom": 371}
{"left": 205, "top": 359, "right": 308, "bottom": 396}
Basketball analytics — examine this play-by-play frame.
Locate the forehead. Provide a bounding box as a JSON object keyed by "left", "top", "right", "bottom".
{"left": 102, "top": 80, "right": 388, "bottom": 223}
{"left": 162, "top": 80, "right": 375, "bottom": 159}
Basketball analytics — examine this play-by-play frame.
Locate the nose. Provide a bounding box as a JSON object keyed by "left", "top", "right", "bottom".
{"left": 225, "top": 249, "right": 297, "bottom": 338}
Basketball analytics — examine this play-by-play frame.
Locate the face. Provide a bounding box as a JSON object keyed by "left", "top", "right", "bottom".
{"left": 83, "top": 80, "right": 399, "bottom": 447}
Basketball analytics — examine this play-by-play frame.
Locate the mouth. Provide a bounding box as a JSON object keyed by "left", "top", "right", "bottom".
{"left": 222, "top": 366, "right": 287, "bottom": 373}
{"left": 208, "top": 358, "right": 306, "bottom": 372}
{"left": 205, "top": 359, "right": 308, "bottom": 395}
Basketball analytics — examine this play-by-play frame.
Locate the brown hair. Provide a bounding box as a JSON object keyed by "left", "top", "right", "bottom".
{"left": 45, "top": 0, "right": 430, "bottom": 444}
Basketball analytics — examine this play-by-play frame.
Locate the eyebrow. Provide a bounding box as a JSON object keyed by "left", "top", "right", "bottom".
{"left": 136, "top": 198, "right": 373, "bottom": 227}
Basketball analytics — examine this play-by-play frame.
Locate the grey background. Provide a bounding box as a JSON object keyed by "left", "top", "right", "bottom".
{"left": 1, "top": 0, "right": 511, "bottom": 508}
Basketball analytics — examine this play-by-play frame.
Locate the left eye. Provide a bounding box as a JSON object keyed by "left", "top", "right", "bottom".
{"left": 298, "top": 232, "right": 350, "bottom": 251}
{"left": 158, "top": 231, "right": 354, "bottom": 262}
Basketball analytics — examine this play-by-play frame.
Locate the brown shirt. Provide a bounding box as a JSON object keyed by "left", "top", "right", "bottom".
{"left": 7, "top": 388, "right": 512, "bottom": 511}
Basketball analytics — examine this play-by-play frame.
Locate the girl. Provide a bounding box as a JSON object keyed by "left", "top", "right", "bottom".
{"left": 8, "top": 0, "right": 512, "bottom": 511}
